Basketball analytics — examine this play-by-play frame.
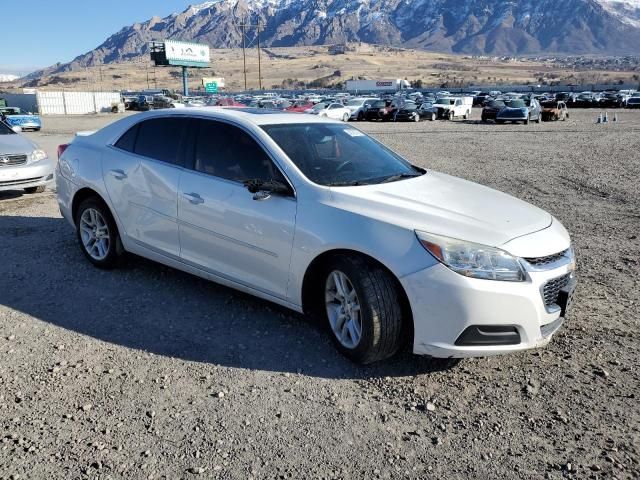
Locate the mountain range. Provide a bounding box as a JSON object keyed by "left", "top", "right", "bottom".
{"left": 34, "top": 0, "right": 640, "bottom": 76}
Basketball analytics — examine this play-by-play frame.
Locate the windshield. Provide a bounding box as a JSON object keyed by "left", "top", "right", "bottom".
{"left": 401, "top": 102, "right": 417, "bottom": 111}
{"left": 261, "top": 123, "right": 423, "bottom": 187}
{"left": 370, "top": 101, "right": 386, "bottom": 108}
{"left": 311, "top": 103, "right": 328, "bottom": 111}
{"left": 346, "top": 99, "right": 364, "bottom": 106}
{"left": 487, "top": 100, "right": 505, "bottom": 108}
{"left": 506, "top": 100, "right": 526, "bottom": 108}
{"left": 435, "top": 99, "right": 454, "bottom": 105}
{"left": 0, "top": 121, "right": 16, "bottom": 134}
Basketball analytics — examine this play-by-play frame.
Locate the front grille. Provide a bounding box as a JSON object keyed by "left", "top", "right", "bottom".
{"left": 525, "top": 249, "right": 568, "bottom": 267}
{"left": 542, "top": 273, "right": 571, "bottom": 308}
{"left": 0, "top": 176, "right": 43, "bottom": 187}
{"left": 0, "top": 154, "right": 28, "bottom": 166}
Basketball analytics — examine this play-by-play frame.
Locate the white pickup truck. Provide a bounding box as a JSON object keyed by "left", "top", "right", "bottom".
{"left": 433, "top": 96, "right": 473, "bottom": 120}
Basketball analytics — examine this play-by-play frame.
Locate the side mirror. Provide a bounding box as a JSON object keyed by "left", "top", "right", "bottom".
{"left": 12, "top": 126, "right": 22, "bottom": 133}
{"left": 244, "top": 179, "right": 293, "bottom": 200}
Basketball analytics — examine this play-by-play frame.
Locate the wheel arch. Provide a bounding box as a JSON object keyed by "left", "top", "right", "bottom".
{"left": 71, "top": 187, "right": 109, "bottom": 224}
{"left": 300, "top": 248, "right": 414, "bottom": 338}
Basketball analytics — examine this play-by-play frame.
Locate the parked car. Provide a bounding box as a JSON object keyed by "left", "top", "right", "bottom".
{"left": 285, "top": 101, "right": 314, "bottom": 113}
{"left": 56, "top": 108, "right": 576, "bottom": 364}
{"left": 0, "top": 121, "right": 53, "bottom": 193}
{"left": 481, "top": 100, "right": 506, "bottom": 122}
{"left": 433, "top": 97, "right": 472, "bottom": 120}
{"left": 0, "top": 107, "right": 42, "bottom": 131}
{"left": 393, "top": 102, "right": 421, "bottom": 122}
{"left": 308, "top": 102, "right": 351, "bottom": 121}
{"left": 496, "top": 98, "right": 542, "bottom": 124}
{"left": 626, "top": 97, "right": 640, "bottom": 109}
{"left": 363, "top": 100, "right": 396, "bottom": 122}
{"left": 415, "top": 102, "right": 438, "bottom": 121}
{"left": 541, "top": 101, "right": 569, "bottom": 121}
{"left": 345, "top": 98, "right": 378, "bottom": 121}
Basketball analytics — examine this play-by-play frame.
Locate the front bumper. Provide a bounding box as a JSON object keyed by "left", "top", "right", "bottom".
{"left": 401, "top": 260, "right": 576, "bottom": 358}
{"left": 0, "top": 158, "right": 54, "bottom": 192}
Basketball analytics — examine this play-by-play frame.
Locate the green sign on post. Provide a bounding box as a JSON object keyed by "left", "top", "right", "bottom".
{"left": 205, "top": 82, "right": 218, "bottom": 93}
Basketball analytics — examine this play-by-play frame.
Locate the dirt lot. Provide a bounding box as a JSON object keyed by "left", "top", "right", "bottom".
{"left": 1, "top": 110, "right": 639, "bottom": 479}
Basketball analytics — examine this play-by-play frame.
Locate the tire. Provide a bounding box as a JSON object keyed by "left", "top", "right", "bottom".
{"left": 75, "top": 197, "right": 125, "bottom": 269}
{"left": 448, "top": 111, "right": 454, "bottom": 121}
{"left": 481, "top": 116, "right": 487, "bottom": 123}
{"left": 24, "top": 185, "right": 46, "bottom": 194}
{"left": 463, "top": 110, "right": 469, "bottom": 120}
{"left": 357, "top": 111, "right": 364, "bottom": 121}
{"left": 536, "top": 114, "right": 541, "bottom": 124}
{"left": 430, "top": 112, "right": 436, "bottom": 121}
{"left": 413, "top": 113, "right": 419, "bottom": 122}
{"left": 524, "top": 116, "right": 530, "bottom": 125}
{"left": 342, "top": 113, "right": 349, "bottom": 122}
{"left": 320, "top": 255, "right": 404, "bottom": 364}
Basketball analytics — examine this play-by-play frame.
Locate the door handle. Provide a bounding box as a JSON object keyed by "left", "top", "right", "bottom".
{"left": 183, "top": 192, "right": 204, "bottom": 205}
{"left": 109, "top": 169, "right": 127, "bottom": 180}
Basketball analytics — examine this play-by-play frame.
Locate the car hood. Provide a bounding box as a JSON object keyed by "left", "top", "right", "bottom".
{"left": 328, "top": 171, "right": 552, "bottom": 248}
{"left": 0, "top": 133, "right": 37, "bottom": 154}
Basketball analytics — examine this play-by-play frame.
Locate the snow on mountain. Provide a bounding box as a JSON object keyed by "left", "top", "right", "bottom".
{"left": 32, "top": 0, "right": 640, "bottom": 76}
{"left": 0, "top": 74, "right": 19, "bottom": 82}
{"left": 597, "top": 0, "right": 640, "bottom": 26}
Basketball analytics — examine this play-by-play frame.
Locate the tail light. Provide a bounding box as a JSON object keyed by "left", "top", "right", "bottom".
{"left": 57, "top": 144, "right": 70, "bottom": 159}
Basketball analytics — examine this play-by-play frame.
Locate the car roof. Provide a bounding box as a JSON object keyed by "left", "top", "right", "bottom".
{"left": 136, "top": 107, "right": 338, "bottom": 126}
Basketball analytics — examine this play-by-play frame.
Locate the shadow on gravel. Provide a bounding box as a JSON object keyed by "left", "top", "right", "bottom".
{"left": 0, "top": 190, "right": 27, "bottom": 201}
{"left": 0, "top": 215, "right": 457, "bottom": 379}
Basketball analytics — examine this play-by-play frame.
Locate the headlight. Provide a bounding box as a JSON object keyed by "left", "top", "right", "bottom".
{"left": 416, "top": 231, "right": 526, "bottom": 282}
{"left": 30, "top": 149, "right": 47, "bottom": 163}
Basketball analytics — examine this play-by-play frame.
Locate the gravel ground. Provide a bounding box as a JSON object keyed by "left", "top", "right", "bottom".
{"left": 1, "top": 109, "right": 639, "bottom": 479}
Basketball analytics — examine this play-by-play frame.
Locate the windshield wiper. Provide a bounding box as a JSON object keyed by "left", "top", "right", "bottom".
{"left": 379, "top": 173, "right": 423, "bottom": 184}
{"left": 326, "top": 180, "right": 366, "bottom": 187}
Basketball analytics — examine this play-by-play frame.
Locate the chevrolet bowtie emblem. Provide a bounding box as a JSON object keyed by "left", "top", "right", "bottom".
{"left": 0, "top": 156, "right": 9, "bottom": 164}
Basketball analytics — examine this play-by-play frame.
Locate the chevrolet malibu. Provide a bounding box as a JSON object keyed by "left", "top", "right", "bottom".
{"left": 56, "top": 108, "right": 577, "bottom": 364}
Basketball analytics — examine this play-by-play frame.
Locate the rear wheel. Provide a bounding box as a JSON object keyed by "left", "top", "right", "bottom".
{"left": 536, "top": 114, "right": 541, "bottom": 124}
{"left": 448, "top": 110, "right": 454, "bottom": 121}
{"left": 24, "top": 186, "right": 46, "bottom": 194}
{"left": 75, "top": 197, "right": 124, "bottom": 269}
{"left": 342, "top": 113, "right": 349, "bottom": 122}
{"left": 321, "top": 255, "right": 404, "bottom": 364}
{"left": 430, "top": 112, "right": 436, "bottom": 121}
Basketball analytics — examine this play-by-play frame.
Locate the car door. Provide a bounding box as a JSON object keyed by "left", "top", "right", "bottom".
{"left": 177, "top": 118, "right": 297, "bottom": 299}
{"left": 327, "top": 104, "right": 343, "bottom": 119}
{"left": 104, "top": 116, "right": 189, "bottom": 257}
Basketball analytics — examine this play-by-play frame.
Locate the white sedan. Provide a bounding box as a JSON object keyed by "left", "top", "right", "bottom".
{"left": 306, "top": 102, "right": 351, "bottom": 121}
{"left": 56, "top": 108, "right": 576, "bottom": 364}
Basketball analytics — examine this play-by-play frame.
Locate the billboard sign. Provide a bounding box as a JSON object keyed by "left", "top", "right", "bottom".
{"left": 164, "top": 40, "right": 210, "bottom": 68}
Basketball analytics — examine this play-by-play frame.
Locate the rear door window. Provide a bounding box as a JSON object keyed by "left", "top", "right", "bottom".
{"left": 134, "top": 117, "right": 189, "bottom": 166}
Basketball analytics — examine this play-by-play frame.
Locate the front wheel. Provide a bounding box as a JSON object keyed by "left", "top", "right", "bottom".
{"left": 75, "top": 197, "right": 125, "bottom": 269}
{"left": 524, "top": 116, "right": 530, "bottom": 125}
{"left": 357, "top": 111, "right": 364, "bottom": 121}
{"left": 448, "top": 111, "right": 454, "bottom": 121}
{"left": 430, "top": 112, "right": 436, "bottom": 121}
{"left": 342, "top": 113, "right": 349, "bottom": 122}
{"left": 321, "top": 256, "right": 404, "bottom": 364}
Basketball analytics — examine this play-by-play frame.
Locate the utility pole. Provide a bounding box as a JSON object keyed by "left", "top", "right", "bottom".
{"left": 257, "top": 21, "right": 262, "bottom": 90}
{"left": 241, "top": 20, "right": 247, "bottom": 90}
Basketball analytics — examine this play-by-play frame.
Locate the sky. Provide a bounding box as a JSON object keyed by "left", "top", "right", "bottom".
{"left": 0, "top": 0, "right": 193, "bottom": 75}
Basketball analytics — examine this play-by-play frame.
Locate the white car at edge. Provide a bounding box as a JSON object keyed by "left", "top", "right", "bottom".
{"left": 56, "top": 108, "right": 577, "bottom": 364}
{"left": 306, "top": 102, "right": 351, "bottom": 121}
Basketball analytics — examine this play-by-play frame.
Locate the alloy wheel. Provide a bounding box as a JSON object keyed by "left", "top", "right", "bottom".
{"left": 325, "top": 270, "right": 362, "bottom": 349}
{"left": 79, "top": 208, "right": 110, "bottom": 261}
